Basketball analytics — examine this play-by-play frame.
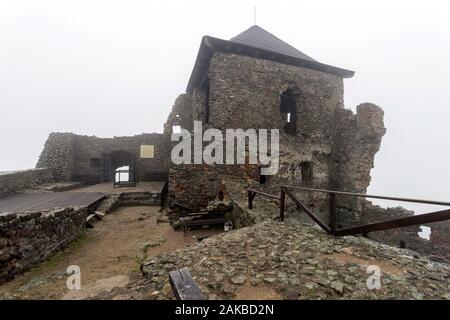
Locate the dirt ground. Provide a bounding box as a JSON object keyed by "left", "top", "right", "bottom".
{"left": 0, "top": 206, "right": 220, "bottom": 300}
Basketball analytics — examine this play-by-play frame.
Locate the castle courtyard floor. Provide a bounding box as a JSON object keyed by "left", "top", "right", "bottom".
{"left": 0, "top": 205, "right": 219, "bottom": 300}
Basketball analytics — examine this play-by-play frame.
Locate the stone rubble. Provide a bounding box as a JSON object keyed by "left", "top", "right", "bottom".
{"left": 140, "top": 219, "right": 450, "bottom": 300}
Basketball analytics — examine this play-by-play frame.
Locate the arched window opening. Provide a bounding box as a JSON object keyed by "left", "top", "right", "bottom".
{"left": 418, "top": 226, "right": 431, "bottom": 240}
{"left": 280, "top": 88, "right": 297, "bottom": 135}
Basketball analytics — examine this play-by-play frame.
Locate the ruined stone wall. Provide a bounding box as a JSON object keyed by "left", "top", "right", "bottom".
{"left": 162, "top": 50, "right": 446, "bottom": 264}
{"left": 0, "top": 207, "right": 88, "bottom": 284}
{"left": 429, "top": 220, "right": 450, "bottom": 247}
{"left": 207, "top": 53, "right": 344, "bottom": 130}
{"left": 167, "top": 52, "right": 383, "bottom": 218}
{"left": 168, "top": 161, "right": 258, "bottom": 214}
{"left": 72, "top": 133, "right": 168, "bottom": 183}
{"left": 166, "top": 53, "right": 345, "bottom": 212}
{"left": 164, "top": 94, "right": 194, "bottom": 132}
{"left": 0, "top": 168, "right": 54, "bottom": 198}
{"left": 360, "top": 202, "right": 450, "bottom": 263}
{"left": 424, "top": 220, "right": 450, "bottom": 262}
{"left": 331, "top": 104, "right": 386, "bottom": 225}
{"left": 207, "top": 53, "right": 343, "bottom": 194}
{"left": 37, "top": 132, "right": 168, "bottom": 183}
{"left": 37, "top": 132, "right": 75, "bottom": 181}
{"left": 165, "top": 52, "right": 386, "bottom": 230}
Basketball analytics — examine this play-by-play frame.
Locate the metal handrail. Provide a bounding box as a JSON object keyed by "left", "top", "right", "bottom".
{"left": 248, "top": 185, "right": 450, "bottom": 237}
{"left": 335, "top": 208, "right": 450, "bottom": 236}
{"left": 282, "top": 187, "right": 331, "bottom": 233}
{"left": 279, "top": 185, "right": 450, "bottom": 207}
{"left": 247, "top": 188, "right": 280, "bottom": 209}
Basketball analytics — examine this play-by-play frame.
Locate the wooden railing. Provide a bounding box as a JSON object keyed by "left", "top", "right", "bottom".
{"left": 247, "top": 188, "right": 281, "bottom": 209}
{"left": 247, "top": 185, "right": 450, "bottom": 237}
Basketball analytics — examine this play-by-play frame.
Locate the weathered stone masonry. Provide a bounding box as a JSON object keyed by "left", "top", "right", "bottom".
{"left": 28, "top": 25, "right": 450, "bottom": 265}
{"left": 361, "top": 202, "right": 450, "bottom": 263}
{"left": 161, "top": 25, "right": 450, "bottom": 263}
{"left": 0, "top": 207, "right": 88, "bottom": 284}
{"left": 167, "top": 51, "right": 385, "bottom": 226}
{"left": 37, "top": 132, "right": 168, "bottom": 184}
{"left": 0, "top": 168, "right": 54, "bottom": 198}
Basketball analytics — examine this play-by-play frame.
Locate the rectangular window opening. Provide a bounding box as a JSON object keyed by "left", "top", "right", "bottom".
{"left": 301, "top": 162, "right": 313, "bottom": 181}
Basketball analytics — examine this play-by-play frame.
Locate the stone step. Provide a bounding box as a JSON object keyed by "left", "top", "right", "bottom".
{"left": 118, "top": 191, "right": 161, "bottom": 206}
{"left": 120, "top": 192, "right": 152, "bottom": 197}
{"left": 121, "top": 201, "right": 153, "bottom": 206}
{"left": 121, "top": 200, "right": 159, "bottom": 206}
{"left": 121, "top": 195, "right": 152, "bottom": 201}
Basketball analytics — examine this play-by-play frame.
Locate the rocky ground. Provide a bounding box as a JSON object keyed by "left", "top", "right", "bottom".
{"left": 1, "top": 192, "right": 449, "bottom": 300}
{"left": 140, "top": 219, "right": 450, "bottom": 300}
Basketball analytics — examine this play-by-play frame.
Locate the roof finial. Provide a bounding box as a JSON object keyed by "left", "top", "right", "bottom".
{"left": 254, "top": 5, "right": 257, "bottom": 25}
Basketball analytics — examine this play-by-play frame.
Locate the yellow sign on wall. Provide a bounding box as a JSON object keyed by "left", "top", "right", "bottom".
{"left": 140, "top": 145, "right": 154, "bottom": 158}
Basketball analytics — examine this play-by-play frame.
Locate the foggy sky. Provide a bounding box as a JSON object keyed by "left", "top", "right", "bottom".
{"left": 1, "top": 0, "right": 449, "bottom": 212}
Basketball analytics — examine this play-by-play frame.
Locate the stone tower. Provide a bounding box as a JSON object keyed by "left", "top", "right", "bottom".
{"left": 165, "top": 25, "right": 386, "bottom": 226}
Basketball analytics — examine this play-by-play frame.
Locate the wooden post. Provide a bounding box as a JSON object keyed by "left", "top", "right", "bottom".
{"left": 248, "top": 190, "right": 253, "bottom": 209}
{"left": 329, "top": 193, "right": 337, "bottom": 233}
{"left": 280, "top": 187, "right": 286, "bottom": 221}
{"left": 169, "top": 268, "right": 206, "bottom": 300}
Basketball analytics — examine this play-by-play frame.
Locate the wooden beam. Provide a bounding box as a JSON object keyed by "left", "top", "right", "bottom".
{"left": 284, "top": 188, "right": 332, "bottom": 234}
{"left": 247, "top": 188, "right": 280, "bottom": 200}
{"left": 335, "top": 208, "right": 450, "bottom": 236}
{"left": 169, "top": 268, "right": 206, "bottom": 300}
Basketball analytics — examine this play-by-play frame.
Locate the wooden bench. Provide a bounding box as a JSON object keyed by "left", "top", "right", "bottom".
{"left": 169, "top": 268, "right": 206, "bottom": 300}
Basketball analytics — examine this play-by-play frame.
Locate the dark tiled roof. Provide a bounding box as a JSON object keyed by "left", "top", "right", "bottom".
{"left": 186, "top": 26, "right": 354, "bottom": 93}
{"left": 230, "top": 25, "right": 317, "bottom": 62}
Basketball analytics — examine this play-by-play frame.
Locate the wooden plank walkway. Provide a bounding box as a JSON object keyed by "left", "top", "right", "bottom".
{"left": 0, "top": 192, "right": 106, "bottom": 213}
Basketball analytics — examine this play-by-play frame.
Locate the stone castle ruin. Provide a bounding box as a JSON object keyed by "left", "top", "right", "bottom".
{"left": 37, "top": 26, "right": 386, "bottom": 222}
{"left": 1, "top": 26, "right": 449, "bottom": 292}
